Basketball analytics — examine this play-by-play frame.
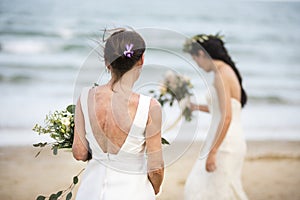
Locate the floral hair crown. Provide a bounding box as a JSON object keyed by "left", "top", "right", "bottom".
{"left": 183, "top": 33, "right": 225, "bottom": 53}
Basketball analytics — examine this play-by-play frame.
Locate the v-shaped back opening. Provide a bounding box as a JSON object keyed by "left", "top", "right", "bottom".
{"left": 84, "top": 88, "right": 143, "bottom": 155}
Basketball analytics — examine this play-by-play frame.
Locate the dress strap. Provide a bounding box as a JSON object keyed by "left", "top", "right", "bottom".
{"left": 123, "top": 94, "right": 151, "bottom": 141}
{"left": 134, "top": 95, "right": 151, "bottom": 127}
{"left": 80, "top": 87, "right": 105, "bottom": 155}
{"left": 118, "top": 94, "right": 151, "bottom": 154}
{"left": 80, "top": 87, "right": 92, "bottom": 133}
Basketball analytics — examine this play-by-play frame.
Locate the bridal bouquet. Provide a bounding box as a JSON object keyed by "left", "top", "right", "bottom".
{"left": 33, "top": 104, "right": 75, "bottom": 157}
{"left": 150, "top": 70, "right": 193, "bottom": 122}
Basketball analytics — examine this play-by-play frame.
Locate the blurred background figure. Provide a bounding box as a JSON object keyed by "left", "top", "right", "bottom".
{"left": 183, "top": 34, "right": 248, "bottom": 200}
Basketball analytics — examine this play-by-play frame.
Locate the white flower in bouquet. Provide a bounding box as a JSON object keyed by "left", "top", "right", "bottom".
{"left": 182, "top": 75, "right": 191, "bottom": 84}
{"left": 165, "top": 70, "right": 178, "bottom": 91}
{"left": 61, "top": 116, "right": 71, "bottom": 126}
{"left": 165, "top": 70, "right": 177, "bottom": 83}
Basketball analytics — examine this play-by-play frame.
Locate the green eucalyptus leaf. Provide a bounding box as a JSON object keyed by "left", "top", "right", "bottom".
{"left": 33, "top": 143, "right": 40, "bottom": 147}
{"left": 36, "top": 195, "right": 46, "bottom": 200}
{"left": 53, "top": 146, "right": 58, "bottom": 155}
{"left": 56, "top": 191, "right": 63, "bottom": 198}
{"left": 161, "top": 137, "right": 170, "bottom": 145}
{"left": 73, "top": 176, "right": 79, "bottom": 184}
{"left": 67, "top": 105, "right": 76, "bottom": 114}
{"left": 66, "top": 192, "right": 72, "bottom": 200}
{"left": 49, "top": 193, "right": 57, "bottom": 200}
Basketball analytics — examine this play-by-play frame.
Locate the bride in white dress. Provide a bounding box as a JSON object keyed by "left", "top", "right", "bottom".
{"left": 72, "top": 29, "right": 164, "bottom": 200}
{"left": 183, "top": 34, "right": 248, "bottom": 200}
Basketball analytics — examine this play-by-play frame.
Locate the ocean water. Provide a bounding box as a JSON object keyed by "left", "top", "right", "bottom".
{"left": 0, "top": 0, "right": 300, "bottom": 145}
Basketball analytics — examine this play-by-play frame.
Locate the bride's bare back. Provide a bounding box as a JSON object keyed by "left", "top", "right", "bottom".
{"left": 87, "top": 86, "right": 141, "bottom": 154}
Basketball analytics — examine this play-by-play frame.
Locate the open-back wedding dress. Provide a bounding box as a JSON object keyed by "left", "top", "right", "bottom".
{"left": 75, "top": 88, "right": 155, "bottom": 200}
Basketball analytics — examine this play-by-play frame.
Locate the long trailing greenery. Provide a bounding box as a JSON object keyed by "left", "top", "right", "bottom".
{"left": 35, "top": 168, "right": 84, "bottom": 200}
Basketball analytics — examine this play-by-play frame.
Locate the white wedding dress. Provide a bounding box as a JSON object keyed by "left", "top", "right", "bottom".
{"left": 76, "top": 88, "right": 156, "bottom": 200}
{"left": 184, "top": 86, "right": 248, "bottom": 200}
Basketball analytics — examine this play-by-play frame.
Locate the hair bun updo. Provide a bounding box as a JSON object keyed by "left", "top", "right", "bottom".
{"left": 103, "top": 29, "right": 146, "bottom": 89}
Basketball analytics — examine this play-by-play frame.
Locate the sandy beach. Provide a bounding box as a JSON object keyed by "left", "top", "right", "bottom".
{"left": 0, "top": 141, "right": 300, "bottom": 200}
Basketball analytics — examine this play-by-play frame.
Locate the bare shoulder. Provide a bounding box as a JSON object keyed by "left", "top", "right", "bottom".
{"left": 146, "top": 97, "right": 162, "bottom": 131}
{"left": 148, "top": 98, "right": 162, "bottom": 124}
{"left": 215, "top": 63, "right": 235, "bottom": 84}
{"left": 219, "top": 63, "right": 233, "bottom": 77}
{"left": 131, "top": 92, "right": 140, "bottom": 102}
{"left": 214, "top": 64, "right": 231, "bottom": 93}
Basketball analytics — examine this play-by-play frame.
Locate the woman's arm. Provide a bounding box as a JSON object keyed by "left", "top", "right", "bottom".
{"left": 190, "top": 103, "right": 210, "bottom": 113}
{"left": 72, "top": 98, "right": 90, "bottom": 161}
{"left": 146, "top": 98, "right": 164, "bottom": 195}
{"left": 206, "top": 69, "right": 232, "bottom": 172}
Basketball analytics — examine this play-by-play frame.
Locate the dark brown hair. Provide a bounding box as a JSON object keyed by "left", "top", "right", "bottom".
{"left": 184, "top": 35, "right": 247, "bottom": 108}
{"left": 104, "top": 29, "right": 146, "bottom": 90}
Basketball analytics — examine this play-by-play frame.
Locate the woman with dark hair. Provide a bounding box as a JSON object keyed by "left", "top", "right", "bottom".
{"left": 72, "top": 29, "right": 164, "bottom": 200}
{"left": 183, "top": 34, "right": 248, "bottom": 200}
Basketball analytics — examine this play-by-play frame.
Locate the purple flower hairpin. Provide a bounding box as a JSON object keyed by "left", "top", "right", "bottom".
{"left": 123, "top": 43, "right": 134, "bottom": 58}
